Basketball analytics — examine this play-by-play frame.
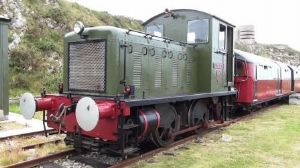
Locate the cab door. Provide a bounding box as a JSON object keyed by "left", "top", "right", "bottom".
{"left": 212, "top": 20, "right": 227, "bottom": 92}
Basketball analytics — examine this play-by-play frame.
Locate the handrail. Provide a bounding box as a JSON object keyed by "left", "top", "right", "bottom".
{"left": 126, "top": 29, "right": 197, "bottom": 47}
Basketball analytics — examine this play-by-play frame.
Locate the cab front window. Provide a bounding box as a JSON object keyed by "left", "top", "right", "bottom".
{"left": 146, "top": 24, "right": 164, "bottom": 37}
{"left": 187, "top": 19, "right": 209, "bottom": 43}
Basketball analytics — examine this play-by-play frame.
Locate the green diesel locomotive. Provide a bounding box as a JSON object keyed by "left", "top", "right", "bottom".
{"left": 20, "top": 9, "right": 236, "bottom": 156}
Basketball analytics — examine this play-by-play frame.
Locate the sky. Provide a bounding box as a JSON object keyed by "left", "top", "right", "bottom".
{"left": 69, "top": 0, "right": 300, "bottom": 51}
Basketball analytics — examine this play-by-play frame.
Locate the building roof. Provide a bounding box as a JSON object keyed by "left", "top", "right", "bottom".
{"left": 0, "top": 16, "right": 11, "bottom": 22}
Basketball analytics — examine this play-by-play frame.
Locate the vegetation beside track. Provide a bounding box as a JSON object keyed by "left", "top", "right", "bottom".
{"left": 0, "top": 0, "right": 143, "bottom": 97}
{"left": 0, "top": 135, "right": 68, "bottom": 166}
{"left": 9, "top": 103, "right": 43, "bottom": 120}
{"left": 0, "top": 121, "right": 24, "bottom": 131}
{"left": 133, "top": 105, "right": 300, "bottom": 168}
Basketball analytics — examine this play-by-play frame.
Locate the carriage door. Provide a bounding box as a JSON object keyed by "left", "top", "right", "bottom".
{"left": 289, "top": 66, "right": 295, "bottom": 91}
{"left": 278, "top": 66, "right": 282, "bottom": 94}
{"left": 254, "top": 65, "right": 258, "bottom": 100}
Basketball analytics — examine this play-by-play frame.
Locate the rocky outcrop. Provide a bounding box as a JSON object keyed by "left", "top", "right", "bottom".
{"left": 235, "top": 42, "right": 300, "bottom": 67}
{"left": 0, "top": 0, "right": 143, "bottom": 94}
{"left": 0, "top": 0, "right": 27, "bottom": 50}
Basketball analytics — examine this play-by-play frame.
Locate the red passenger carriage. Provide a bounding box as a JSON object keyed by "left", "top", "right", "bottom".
{"left": 234, "top": 50, "right": 293, "bottom": 108}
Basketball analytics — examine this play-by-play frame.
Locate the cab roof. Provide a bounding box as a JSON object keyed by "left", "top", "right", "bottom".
{"left": 143, "top": 9, "right": 235, "bottom": 27}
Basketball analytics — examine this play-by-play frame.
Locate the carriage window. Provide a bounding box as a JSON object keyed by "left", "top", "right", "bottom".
{"left": 187, "top": 19, "right": 209, "bottom": 43}
{"left": 219, "top": 24, "right": 226, "bottom": 50}
{"left": 235, "top": 61, "right": 245, "bottom": 76}
{"left": 146, "top": 24, "right": 164, "bottom": 37}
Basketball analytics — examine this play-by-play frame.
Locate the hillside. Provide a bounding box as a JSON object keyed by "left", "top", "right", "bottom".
{"left": 1, "top": 1, "right": 300, "bottom": 97}
{"left": 0, "top": 0, "right": 143, "bottom": 96}
{"left": 235, "top": 42, "right": 300, "bottom": 67}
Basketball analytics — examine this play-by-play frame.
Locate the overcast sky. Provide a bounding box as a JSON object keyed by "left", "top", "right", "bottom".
{"left": 69, "top": 0, "right": 300, "bottom": 51}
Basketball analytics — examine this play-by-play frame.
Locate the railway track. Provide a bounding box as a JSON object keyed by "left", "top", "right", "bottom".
{"left": 2, "top": 139, "right": 63, "bottom": 153}
{"left": 3, "top": 104, "right": 281, "bottom": 168}
{"left": 3, "top": 149, "right": 77, "bottom": 168}
{"left": 0, "top": 129, "right": 56, "bottom": 141}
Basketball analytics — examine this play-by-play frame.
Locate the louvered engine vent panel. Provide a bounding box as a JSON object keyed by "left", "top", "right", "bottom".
{"left": 68, "top": 40, "right": 106, "bottom": 92}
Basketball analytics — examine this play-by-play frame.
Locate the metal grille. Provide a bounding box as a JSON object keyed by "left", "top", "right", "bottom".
{"left": 186, "top": 57, "right": 192, "bottom": 86}
{"left": 68, "top": 40, "right": 106, "bottom": 92}
{"left": 154, "top": 54, "right": 162, "bottom": 88}
{"left": 132, "top": 53, "right": 142, "bottom": 88}
{"left": 171, "top": 58, "right": 178, "bottom": 87}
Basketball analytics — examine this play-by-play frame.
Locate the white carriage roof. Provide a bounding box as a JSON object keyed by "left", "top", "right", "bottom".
{"left": 234, "top": 49, "right": 277, "bottom": 67}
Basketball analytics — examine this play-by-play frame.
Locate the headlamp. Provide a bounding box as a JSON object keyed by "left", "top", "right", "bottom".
{"left": 74, "top": 21, "right": 85, "bottom": 35}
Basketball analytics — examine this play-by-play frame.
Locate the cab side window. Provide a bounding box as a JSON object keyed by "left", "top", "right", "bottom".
{"left": 219, "top": 24, "right": 226, "bottom": 50}
{"left": 187, "top": 19, "right": 209, "bottom": 43}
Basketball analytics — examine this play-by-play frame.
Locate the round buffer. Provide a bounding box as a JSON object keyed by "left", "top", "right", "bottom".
{"left": 76, "top": 97, "right": 100, "bottom": 132}
{"left": 20, "top": 92, "right": 36, "bottom": 120}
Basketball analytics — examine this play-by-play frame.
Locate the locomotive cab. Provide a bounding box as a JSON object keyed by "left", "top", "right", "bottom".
{"left": 144, "top": 9, "right": 235, "bottom": 93}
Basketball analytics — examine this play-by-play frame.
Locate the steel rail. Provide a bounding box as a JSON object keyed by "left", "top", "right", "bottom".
{"left": 0, "top": 129, "right": 56, "bottom": 141}
{"left": 1, "top": 139, "right": 63, "bottom": 154}
{"left": 3, "top": 149, "right": 77, "bottom": 168}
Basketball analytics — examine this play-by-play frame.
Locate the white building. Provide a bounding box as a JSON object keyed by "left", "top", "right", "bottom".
{"left": 235, "top": 25, "right": 256, "bottom": 44}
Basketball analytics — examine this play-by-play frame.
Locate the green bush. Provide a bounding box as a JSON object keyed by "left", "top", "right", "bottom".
{"left": 41, "top": 72, "right": 62, "bottom": 92}
{"left": 45, "top": 7, "right": 67, "bottom": 24}
{"left": 34, "top": 38, "right": 56, "bottom": 51}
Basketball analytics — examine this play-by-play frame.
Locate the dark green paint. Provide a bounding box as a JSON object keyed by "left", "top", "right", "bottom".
{"left": 0, "top": 18, "right": 10, "bottom": 120}
{"left": 63, "top": 9, "right": 234, "bottom": 100}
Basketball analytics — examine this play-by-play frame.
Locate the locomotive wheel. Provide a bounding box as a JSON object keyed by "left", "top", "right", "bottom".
{"left": 188, "top": 100, "right": 209, "bottom": 131}
{"left": 150, "top": 104, "right": 178, "bottom": 147}
{"left": 213, "top": 102, "right": 223, "bottom": 121}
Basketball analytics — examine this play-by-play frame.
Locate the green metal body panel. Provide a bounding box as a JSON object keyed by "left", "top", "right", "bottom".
{"left": 64, "top": 27, "right": 191, "bottom": 98}
{"left": 124, "top": 34, "right": 189, "bottom": 98}
{"left": 0, "top": 18, "right": 10, "bottom": 120}
{"left": 63, "top": 27, "right": 122, "bottom": 96}
{"left": 63, "top": 9, "right": 235, "bottom": 101}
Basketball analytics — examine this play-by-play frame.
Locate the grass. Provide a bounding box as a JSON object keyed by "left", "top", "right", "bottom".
{"left": 0, "top": 150, "right": 28, "bottom": 166}
{"left": 0, "top": 142, "right": 69, "bottom": 166}
{"left": 0, "top": 134, "right": 67, "bottom": 166}
{"left": 9, "top": 103, "right": 43, "bottom": 120}
{"left": 0, "top": 121, "right": 24, "bottom": 131}
{"left": 132, "top": 105, "right": 300, "bottom": 168}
